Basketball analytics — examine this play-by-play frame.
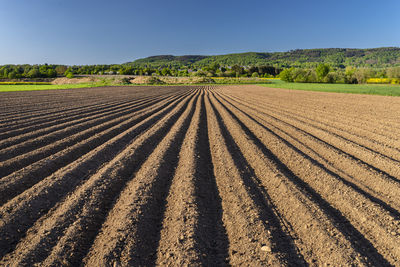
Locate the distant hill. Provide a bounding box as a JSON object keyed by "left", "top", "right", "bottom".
{"left": 132, "top": 55, "right": 208, "bottom": 67}
{"left": 127, "top": 47, "right": 400, "bottom": 68}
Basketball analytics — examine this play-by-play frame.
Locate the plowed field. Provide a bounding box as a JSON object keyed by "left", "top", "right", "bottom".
{"left": 1, "top": 85, "right": 400, "bottom": 266}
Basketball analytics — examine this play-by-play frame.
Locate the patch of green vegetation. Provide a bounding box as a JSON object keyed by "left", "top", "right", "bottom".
{"left": 0, "top": 82, "right": 52, "bottom": 85}
{"left": 261, "top": 79, "right": 400, "bottom": 96}
{"left": 213, "top": 77, "right": 271, "bottom": 84}
{"left": 0, "top": 83, "right": 110, "bottom": 92}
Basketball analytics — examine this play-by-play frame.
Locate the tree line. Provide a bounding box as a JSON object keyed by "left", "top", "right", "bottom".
{"left": 1, "top": 62, "right": 399, "bottom": 85}
{"left": 280, "top": 64, "right": 400, "bottom": 84}
{"left": 0, "top": 63, "right": 282, "bottom": 79}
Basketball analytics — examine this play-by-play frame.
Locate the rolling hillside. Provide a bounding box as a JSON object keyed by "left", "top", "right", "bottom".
{"left": 127, "top": 47, "right": 400, "bottom": 68}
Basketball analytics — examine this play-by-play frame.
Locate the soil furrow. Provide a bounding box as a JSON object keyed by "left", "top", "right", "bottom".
{"left": 0, "top": 93, "right": 174, "bottom": 155}
{"left": 83, "top": 90, "right": 199, "bottom": 267}
{"left": 0, "top": 91, "right": 187, "bottom": 179}
{"left": 0, "top": 91, "right": 196, "bottom": 259}
{"left": 0, "top": 87, "right": 183, "bottom": 138}
{"left": 0, "top": 90, "right": 178, "bottom": 132}
{"left": 226, "top": 86, "right": 400, "bottom": 137}
{"left": 253, "top": 101, "right": 400, "bottom": 177}
{"left": 203, "top": 89, "right": 304, "bottom": 266}
{"left": 156, "top": 90, "right": 229, "bottom": 266}
{"left": 208, "top": 90, "right": 370, "bottom": 266}
{"left": 0, "top": 92, "right": 190, "bottom": 206}
{"left": 218, "top": 92, "right": 400, "bottom": 212}
{"left": 0, "top": 91, "right": 199, "bottom": 267}
{"left": 224, "top": 92, "right": 400, "bottom": 161}
{"left": 1, "top": 85, "right": 399, "bottom": 266}
{"left": 0, "top": 93, "right": 116, "bottom": 125}
{"left": 0, "top": 98, "right": 134, "bottom": 134}
{"left": 207, "top": 90, "right": 310, "bottom": 266}
{"left": 212, "top": 90, "right": 398, "bottom": 265}
{"left": 0, "top": 86, "right": 177, "bottom": 125}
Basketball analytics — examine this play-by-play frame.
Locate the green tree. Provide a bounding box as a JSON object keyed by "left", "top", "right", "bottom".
{"left": 8, "top": 71, "right": 17, "bottom": 79}
{"left": 209, "top": 62, "right": 220, "bottom": 72}
{"left": 279, "top": 68, "right": 294, "bottom": 82}
{"left": 66, "top": 72, "right": 74, "bottom": 78}
{"left": 39, "top": 65, "right": 48, "bottom": 74}
{"left": 161, "top": 68, "right": 171, "bottom": 76}
{"left": 27, "top": 68, "right": 41, "bottom": 78}
{"left": 47, "top": 69, "right": 57, "bottom": 78}
{"left": 0, "top": 67, "right": 6, "bottom": 78}
{"left": 344, "top": 67, "right": 357, "bottom": 84}
{"left": 231, "top": 65, "right": 243, "bottom": 77}
{"left": 316, "top": 63, "right": 330, "bottom": 81}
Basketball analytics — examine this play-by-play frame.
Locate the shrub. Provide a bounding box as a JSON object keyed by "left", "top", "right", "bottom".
{"left": 366, "top": 78, "right": 400, "bottom": 84}
{"left": 353, "top": 68, "right": 374, "bottom": 84}
{"left": 66, "top": 72, "right": 74, "bottom": 79}
{"left": 284, "top": 68, "right": 318, "bottom": 83}
{"left": 316, "top": 63, "right": 330, "bottom": 81}
{"left": 279, "top": 68, "right": 294, "bottom": 82}
{"left": 120, "top": 77, "right": 132, "bottom": 84}
{"left": 325, "top": 72, "right": 345, "bottom": 83}
{"left": 392, "top": 79, "right": 400, "bottom": 84}
{"left": 223, "top": 71, "right": 236, "bottom": 77}
{"left": 194, "top": 70, "right": 208, "bottom": 77}
{"left": 292, "top": 69, "right": 308, "bottom": 83}
{"left": 345, "top": 67, "right": 358, "bottom": 84}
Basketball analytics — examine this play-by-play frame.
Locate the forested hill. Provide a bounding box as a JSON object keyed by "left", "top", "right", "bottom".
{"left": 127, "top": 47, "right": 400, "bottom": 68}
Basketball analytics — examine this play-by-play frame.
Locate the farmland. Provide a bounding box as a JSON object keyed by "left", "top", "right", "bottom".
{"left": 0, "top": 85, "right": 400, "bottom": 266}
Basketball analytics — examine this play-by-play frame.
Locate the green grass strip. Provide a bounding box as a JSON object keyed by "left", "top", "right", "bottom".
{"left": 260, "top": 80, "right": 400, "bottom": 96}
{"left": 0, "top": 83, "right": 112, "bottom": 92}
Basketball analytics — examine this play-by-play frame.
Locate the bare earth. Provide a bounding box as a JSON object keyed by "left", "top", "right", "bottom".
{"left": 0, "top": 85, "right": 399, "bottom": 266}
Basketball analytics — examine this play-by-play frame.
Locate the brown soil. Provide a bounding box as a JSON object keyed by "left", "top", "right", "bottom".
{"left": 130, "top": 76, "right": 215, "bottom": 84}
{"left": 130, "top": 76, "right": 165, "bottom": 84}
{"left": 0, "top": 85, "right": 399, "bottom": 266}
{"left": 51, "top": 77, "right": 97, "bottom": 84}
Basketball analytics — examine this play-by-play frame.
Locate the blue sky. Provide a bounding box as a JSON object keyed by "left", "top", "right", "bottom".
{"left": 0, "top": 0, "right": 399, "bottom": 65}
